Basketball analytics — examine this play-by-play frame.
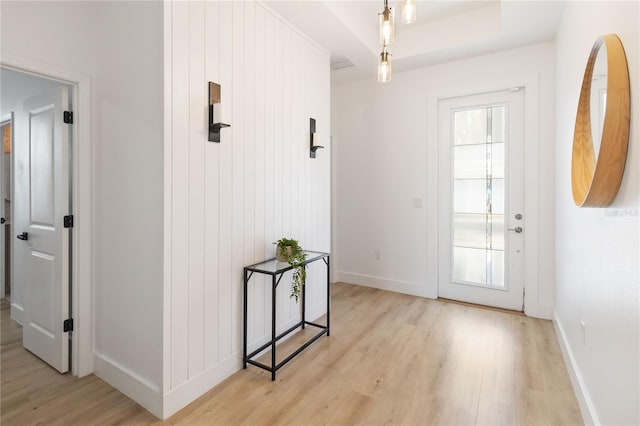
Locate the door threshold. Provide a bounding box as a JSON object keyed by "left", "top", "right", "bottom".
{"left": 437, "top": 298, "right": 525, "bottom": 316}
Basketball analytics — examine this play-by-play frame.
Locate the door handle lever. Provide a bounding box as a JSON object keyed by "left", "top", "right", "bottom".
{"left": 17, "top": 232, "right": 29, "bottom": 241}
{"left": 508, "top": 226, "right": 523, "bottom": 233}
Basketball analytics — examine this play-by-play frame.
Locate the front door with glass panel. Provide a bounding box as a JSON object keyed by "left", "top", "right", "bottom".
{"left": 438, "top": 90, "right": 524, "bottom": 311}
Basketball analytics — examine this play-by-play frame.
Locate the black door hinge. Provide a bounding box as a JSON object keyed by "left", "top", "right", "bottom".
{"left": 64, "top": 215, "right": 74, "bottom": 228}
{"left": 63, "top": 318, "right": 74, "bottom": 332}
{"left": 63, "top": 111, "right": 73, "bottom": 124}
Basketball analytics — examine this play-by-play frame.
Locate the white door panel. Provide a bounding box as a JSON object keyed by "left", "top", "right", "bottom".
{"left": 438, "top": 90, "right": 525, "bottom": 311}
{"left": 19, "top": 87, "right": 70, "bottom": 373}
{"left": 30, "top": 106, "right": 56, "bottom": 226}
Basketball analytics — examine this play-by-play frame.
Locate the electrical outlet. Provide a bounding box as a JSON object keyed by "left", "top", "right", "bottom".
{"left": 412, "top": 198, "right": 424, "bottom": 209}
{"left": 580, "top": 320, "right": 586, "bottom": 345}
{"left": 374, "top": 250, "right": 381, "bottom": 260}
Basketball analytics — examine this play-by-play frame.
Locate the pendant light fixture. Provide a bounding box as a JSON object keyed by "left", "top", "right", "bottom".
{"left": 379, "top": 0, "right": 395, "bottom": 45}
{"left": 402, "top": 0, "right": 416, "bottom": 24}
{"left": 377, "top": 0, "right": 416, "bottom": 82}
{"left": 378, "top": 44, "right": 392, "bottom": 83}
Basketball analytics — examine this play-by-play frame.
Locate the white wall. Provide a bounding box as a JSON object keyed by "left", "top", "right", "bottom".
{"left": 163, "top": 0, "right": 330, "bottom": 418}
{"left": 331, "top": 42, "right": 556, "bottom": 318}
{"left": 0, "top": 69, "right": 62, "bottom": 323}
{"left": 553, "top": 2, "right": 639, "bottom": 425}
{"left": 1, "top": 0, "right": 165, "bottom": 411}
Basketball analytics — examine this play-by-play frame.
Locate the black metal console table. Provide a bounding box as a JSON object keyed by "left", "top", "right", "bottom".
{"left": 243, "top": 251, "right": 330, "bottom": 380}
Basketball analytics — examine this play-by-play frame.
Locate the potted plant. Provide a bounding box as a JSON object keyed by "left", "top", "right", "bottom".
{"left": 274, "top": 238, "right": 307, "bottom": 302}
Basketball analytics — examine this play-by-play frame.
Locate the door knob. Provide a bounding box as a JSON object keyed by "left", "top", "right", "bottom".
{"left": 17, "top": 232, "right": 28, "bottom": 241}
{"left": 508, "top": 226, "right": 523, "bottom": 233}
{"left": 0, "top": 217, "right": 5, "bottom": 224}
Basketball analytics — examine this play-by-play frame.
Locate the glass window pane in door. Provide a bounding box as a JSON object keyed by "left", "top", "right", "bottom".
{"left": 489, "top": 142, "right": 505, "bottom": 179}
{"left": 490, "top": 250, "right": 505, "bottom": 287}
{"left": 454, "top": 179, "right": 487, "bottom": 214}
{"left": 491, "top": 179, "right": 504, "bottom": 214}
{"left": 451, "top": 105, "right": 507, "bottom": 289}
{"left": 490, "top": 106, "right": 505, "bottom": 142}
{"left": 452, "top": 247, "right": 487, "bottom": 284}
{"left": 454, "top": 109, "right": 487, "bottom": 145}
{"left": 490, "top": 214, "right": 505, "bottom": 251}
{"left": 454, "top": 145, "right": 487, "bottom": 179}
{"left": 453, "top": 213, "right": 487, "bottom": 249}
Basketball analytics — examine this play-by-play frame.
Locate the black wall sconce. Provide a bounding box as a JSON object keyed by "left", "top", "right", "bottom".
{"left": 209, "top": 81, "right": 231, "bottom": 143}
{"left": 310, "top": 118, "right": 324, "bottom": 158}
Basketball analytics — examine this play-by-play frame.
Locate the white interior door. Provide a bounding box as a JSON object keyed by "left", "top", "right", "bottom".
{"left": 18, "top": 87, "right": 70, "bottom": 373}
{"left": 438, "top": 89, "right": 525, "bottom": 311}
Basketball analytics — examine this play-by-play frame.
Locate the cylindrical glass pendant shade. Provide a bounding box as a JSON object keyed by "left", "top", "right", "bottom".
{"left": 379, "top": 5, "right": 395, "bottom": 45}
{"left": 402, "top": 0, "right": 416, "bottom": 23}
{"left": 378, "top": 48, "right": 391, "bottom": 83}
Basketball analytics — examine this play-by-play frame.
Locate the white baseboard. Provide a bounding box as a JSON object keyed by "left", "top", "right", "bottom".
{"left": 338, "top": 272, "right": 552, "bottom": 319}
{"left": 552, "top": 310, "right": 598, "bottom": 425}
{"left": 162, "top": 353, "right": 241, "bottom": 419}
{"left": 94, "top": 353, "right": 163, "bottom": 418}
{"left": 337, "top": 271, "right": 436, "bottom": 299}
{"left": 93, "top": 304, "right": 331, "bottom": 419}
{"left": 10, "top": 302, "right": 23, "bottom": 325}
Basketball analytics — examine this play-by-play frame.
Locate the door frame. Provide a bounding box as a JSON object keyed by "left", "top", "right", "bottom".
{"left": 0, "top": 53, "right": 93, "bottom": 376}
{"left": 426, "top": 75, "right": 544, "bottom": 317}
{"left": 0, "top": 113, "right": 10, "bottom": 300}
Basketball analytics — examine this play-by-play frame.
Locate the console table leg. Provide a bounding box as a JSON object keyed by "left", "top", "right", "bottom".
{"left": 243, "top": 269, "right": 248, "bottom": 369}
{"left": 327, "top": 256, "right": 331, "bottom": 336}
{"left": 302, "top": 265, "right": 306, "bottom": 330}
{"left": 271, "top": 274, "right": 277, "bottom": 381}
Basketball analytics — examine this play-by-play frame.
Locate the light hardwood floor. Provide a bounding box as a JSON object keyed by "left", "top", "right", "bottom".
{"left": 1, "top": 283, "right": 583, "bottom": 425}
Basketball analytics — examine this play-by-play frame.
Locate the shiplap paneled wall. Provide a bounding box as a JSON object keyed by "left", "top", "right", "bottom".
{"left": 164, "top": 0, "right": 330, "bottom": 415}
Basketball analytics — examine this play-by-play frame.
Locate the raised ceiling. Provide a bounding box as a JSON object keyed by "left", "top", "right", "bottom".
{"left": 265, "top": 1, "right": 565, "bottom": 84}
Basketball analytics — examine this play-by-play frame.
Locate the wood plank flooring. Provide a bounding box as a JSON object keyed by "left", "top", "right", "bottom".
{"left": 1, "top": 283, "right": 583, "bottom": 425}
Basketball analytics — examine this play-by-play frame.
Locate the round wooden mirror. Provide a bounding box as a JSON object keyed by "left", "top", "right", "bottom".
{"left": 571, "top": 34, "right": 630, "bottom": 207}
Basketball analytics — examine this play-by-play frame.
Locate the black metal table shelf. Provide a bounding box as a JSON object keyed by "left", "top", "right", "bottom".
{"left": 243, "top": 251, "right": 330, "bottom": 380}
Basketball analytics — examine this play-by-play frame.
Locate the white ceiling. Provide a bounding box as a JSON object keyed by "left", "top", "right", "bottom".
{"left": 264, "top": 0, "right": 565, "bottom": 84}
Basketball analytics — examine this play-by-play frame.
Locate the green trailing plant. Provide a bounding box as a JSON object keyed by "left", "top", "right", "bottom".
{"left": 274, "top": 238, "right": 307, "bottom": 303}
